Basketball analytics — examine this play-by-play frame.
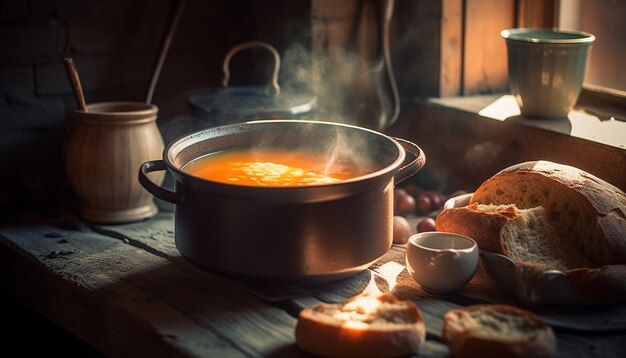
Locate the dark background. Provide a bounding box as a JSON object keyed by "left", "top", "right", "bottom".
{"left": 0, "top": 1, "right": 440, "bottom": 354}
{"left": 0, "top": 0, "right": 442, "bottom": 213}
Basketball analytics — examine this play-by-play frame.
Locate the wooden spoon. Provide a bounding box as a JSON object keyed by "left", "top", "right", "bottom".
{"left": 64, "top": 58, "right": 88, "bottom": 112}
{"left": 145, "top": 0, "right": 188, "bottom": 104}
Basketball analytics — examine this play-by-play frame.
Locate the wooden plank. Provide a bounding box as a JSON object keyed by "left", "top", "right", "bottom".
{"left": 388, "top": 101, "right": 626, "bottom": 193}
{"left": 3, "top": 210, "right": 626, "bottom": 357}
{"left": 517, "top": 0, "right": 557, "bottom": 28}
{"left": 99, "top": 212, "right": 626, "bottom": 331}
{"left": 388, "top": 0, "right": 445, "bottom": 98}
{"left": 463, "top": 0, "right": 514, "bottom": 94}
{"left": 440, "top": 0, "right": 463, "bottom": 96}
{"left": 0, "top": 214, "right": 452, "bottom": 357}
{"left": 0, "top": 219, "right": 300, "bottom": 357}
{"left": 578, "top": 85, "right": 626, "bottom": 121}
{"left": 90, "top": 213, "right": 179, "bottom": 259}
{"left": 0, "top": 230, "right": 236, "bottom": 357}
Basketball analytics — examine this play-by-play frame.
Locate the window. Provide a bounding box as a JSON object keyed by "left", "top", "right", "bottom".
{"left": 438, "top": 0, "right": 625, "bottom": 117}
{"left": 559, "top": 0, "right": 626, "bottom": 92}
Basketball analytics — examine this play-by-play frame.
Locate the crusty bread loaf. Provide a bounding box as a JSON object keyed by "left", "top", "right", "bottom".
{"left": 437, "top": 203, "right": 596, "bottom": 271}
{"left": 442, "top": 304, "right": 556, "bottom": 358}
{"left": 436, "top": 161, "right": 626, "bottom": 303}
{"left": 470, "top": 160, "right": 626, "bottom": 265}
{"left": 295, "top": 293, "right": 426, "bottom": 357}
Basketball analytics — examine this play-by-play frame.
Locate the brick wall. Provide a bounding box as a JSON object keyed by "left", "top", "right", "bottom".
{"left": 0, "top": 0, "right": 312, "bottom": 212}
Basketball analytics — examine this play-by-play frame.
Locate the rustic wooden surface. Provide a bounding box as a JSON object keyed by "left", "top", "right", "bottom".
{"left": 1, "top": 210, "right": 625, "bottom": 357}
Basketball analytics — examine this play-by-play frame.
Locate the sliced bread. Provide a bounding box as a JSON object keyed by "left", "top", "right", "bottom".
{"left": 469, "top": 160, "right": 626, "bottom": 265}
{"left": 442, "top": 304, "right": 556, "bottom": 358}
{"left": 436, "top": 161, "right": 626, "bottom": 303}
{"left": 295, "top": 292, "right": 426, "bottom": 357}
{"left": 436, "top": 203, "right": 596, "bottom": 271}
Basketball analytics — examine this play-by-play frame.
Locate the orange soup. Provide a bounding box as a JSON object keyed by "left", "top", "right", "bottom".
{"left": 183, "top": 149, "right": 360, "bottom": 187}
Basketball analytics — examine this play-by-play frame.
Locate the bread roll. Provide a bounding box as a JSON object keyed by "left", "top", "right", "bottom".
{"left": 442, "top": 304, "right": 556, "bottom": 358}
{"left": 295, "top": 293, "right": 426, "bottom": 357}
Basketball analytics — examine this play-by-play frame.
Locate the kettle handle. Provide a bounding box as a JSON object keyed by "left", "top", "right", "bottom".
{"left": 139, "top": 160, "right": 184, "bottom": 205}
{"left": 222, "top": 41, "right": 281, "bottom": 96}
{"left": 392, "top": 137, "right": 426, "bottom": 185}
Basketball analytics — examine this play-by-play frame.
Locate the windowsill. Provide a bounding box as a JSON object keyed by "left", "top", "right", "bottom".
{"left": 427, "top": 94, "right": 625, "bottom": 150}
{"left": 392, "top": 93, "right": 626, "bottom": 192}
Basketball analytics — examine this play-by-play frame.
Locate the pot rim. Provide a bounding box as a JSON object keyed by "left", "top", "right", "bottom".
{"left": 163, "top": 119, "right": 407, "bottom": 191}
{"left": 501, "top": 27, "right": 595, "bottom": 44}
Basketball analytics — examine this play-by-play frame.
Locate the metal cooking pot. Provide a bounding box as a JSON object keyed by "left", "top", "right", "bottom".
{"left": 139, "top": 119, "right": 425, "bottom": 282}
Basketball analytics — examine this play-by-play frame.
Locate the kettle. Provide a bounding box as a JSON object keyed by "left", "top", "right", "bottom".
{"left": 187, "top": 41, "right": 317, "bottom": 128}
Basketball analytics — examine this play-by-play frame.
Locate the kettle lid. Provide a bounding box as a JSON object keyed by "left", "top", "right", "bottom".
{"left": 188, "top": 86, "right": 317, "bottom": 117}
{"left": 189, "top": 41, "right": 317, "bottom": 119}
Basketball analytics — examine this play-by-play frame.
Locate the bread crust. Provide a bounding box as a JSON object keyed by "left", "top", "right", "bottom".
{"left": 566, "top": 265, "right": 626, "bottom": 300}
{"left": 442, "top": 304, "right": 556, "bottom": 358}
{"left": 436, "top": 203, "right": 516, "bottom": 254}
{"left": 470, "top": 160, "right": 626, "bottom": 264}
{"left": 295, "top": 293, "right": 426, "bottom": 357}
{"left": 456, "top": 160, "right": 626, "bottom": 303}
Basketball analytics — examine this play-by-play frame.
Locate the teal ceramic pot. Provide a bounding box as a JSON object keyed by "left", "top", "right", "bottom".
{"left": 502, "top": 28, "right": 595, "bottom": 118}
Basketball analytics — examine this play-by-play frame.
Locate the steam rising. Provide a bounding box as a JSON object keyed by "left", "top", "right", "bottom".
{"left": 281, "top": 43, "right": 387, "bottom": 128}
{"left": 282, "top": 44, "right": 391, "bottom": 176}
{"left": 161, "top": 43, "right": 393, "bottom": 178}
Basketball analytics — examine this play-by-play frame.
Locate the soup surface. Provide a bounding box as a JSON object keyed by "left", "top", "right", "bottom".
{"left": 183, "top": 149, "right": 360, "bottom": 186}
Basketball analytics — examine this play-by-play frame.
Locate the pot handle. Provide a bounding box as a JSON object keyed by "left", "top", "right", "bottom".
{"left": 392, "top": 137, "right": 426, "bottom": 185}
{"left": 139, "top": 160, "right": 184, "bottom": 205}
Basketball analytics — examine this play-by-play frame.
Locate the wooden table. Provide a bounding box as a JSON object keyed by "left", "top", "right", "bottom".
{"left": 1, "top": 209, "right": 625, "bottom": 357}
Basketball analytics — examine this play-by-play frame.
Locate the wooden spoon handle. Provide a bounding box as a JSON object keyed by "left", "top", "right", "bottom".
{"left": 145, "top": 0, "right": 188, "bottom": 104}
{"left": 64, "top": 58, "right": 88, "bottom": 112}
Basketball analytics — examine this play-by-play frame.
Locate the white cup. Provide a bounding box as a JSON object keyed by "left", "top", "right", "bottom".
{"left": 406, "top": 232, "right": 479, "bottom": 294}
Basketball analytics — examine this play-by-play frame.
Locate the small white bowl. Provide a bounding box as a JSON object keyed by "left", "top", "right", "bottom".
{"left": 406, "top": 232, "right": 479, "bottom": 294}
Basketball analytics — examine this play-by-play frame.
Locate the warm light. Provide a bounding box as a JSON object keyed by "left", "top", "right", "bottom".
{"left": 477, "top": 96, "right": 625, "bottom": 150}
{"left": 334, "top": 294, "right": 381, "bottom": 330}
{"left": 376, "top": 261, "right": 406, "bottom": 291}
{"left": 333, "top": 311, "right": 353, "bottom": 321}
{"left": 532, "top": 161, "right": 582, "bottom": 180}
{"left": 363, "top": 272, "right": 383, "bottom": 296}
{"left": 478, "top": 95, "right": 520, "bottom": 121}
{"left": 342, "top": 320, "right": 370, "bottom": 330}
{"left": 332, "top": 294, "right": 382, "bottom": 325}
{"left": 343, "top": 295, "right": 381, "bottom": 314}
